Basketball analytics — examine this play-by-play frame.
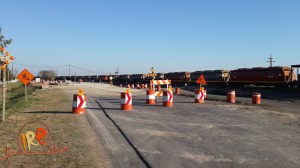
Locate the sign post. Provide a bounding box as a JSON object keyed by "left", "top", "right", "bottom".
{"left": 2, "top": 67, "right": 6, "bottom": 121}
{"left": 109, "top": 76, "right": 113, "bottom": 86}
{"left": 17, "top": 69, "right": 35, "bottom": 102}
{"left": 0, "top": 35, "right": 16, "bottom": 121}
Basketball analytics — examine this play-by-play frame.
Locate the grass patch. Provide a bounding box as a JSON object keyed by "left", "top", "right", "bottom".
{"left": 0, "top": 82, "right": 39, "bottom": 118}
{"left": 0, "top": 86, "right": 111, "bottom": 168}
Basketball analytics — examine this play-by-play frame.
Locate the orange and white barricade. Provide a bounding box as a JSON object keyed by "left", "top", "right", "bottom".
{"left": 252, "top": 92, "right": 261, "bottom": 104}
{"left": 146, "top": 90, "right": 155, "bottom": 104}
{"left": 163, "top": 87, "right": 173, "bottom": 107}
{"left": 72, "top": 89, "right": 87, "bottom": 114}
{"left": 121, "top": 89, "right": 132, "bottom": 111}
{"left": 227, "top": 90, "right": 235, "bottom": 103}
{"left": 151, "top": 80, "right": 171, "bottom": 97}
{"left": 194, "top": 89, "right": 205, "bottom": 103}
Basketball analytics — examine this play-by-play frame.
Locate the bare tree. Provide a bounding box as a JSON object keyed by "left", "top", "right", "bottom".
{"left": 38, "top": 70, "right": 57, "bottom": 80}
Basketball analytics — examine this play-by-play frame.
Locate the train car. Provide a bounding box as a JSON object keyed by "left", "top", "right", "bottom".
{"left": 190, "top": 70, "right": 230, "bottom": 84}
{"left": 113, "top": 74, "right": 130, "bottom": 83}
{"left": 291, "top": 65, "right": 300, "bottom": 87}
{"left": 229, "top": 66, "right": 295, "bottom": 85}
{"left": 129, "top": 74, "right": 144, "bottom": 83}
{"left": 99, "top": 75, "right": 110, "bottom": 82}
{"left": 90, "top": 75, "right": 100, "bottom": 82}
{"left": 164, "top": 72, "right": 191, "bottom": 83}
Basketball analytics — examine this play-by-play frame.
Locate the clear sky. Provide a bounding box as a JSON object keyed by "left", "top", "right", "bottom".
{"left": 1, "top": 0, "right": 299, "bottom": 76}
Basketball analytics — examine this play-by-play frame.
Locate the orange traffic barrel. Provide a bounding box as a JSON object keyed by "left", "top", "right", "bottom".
{"left": 146, "top": 90, "right": 155, "bottom": 104}
{"left": 157, "top": 85, "right": 161, "bottom": 91}
{"left": 137, "top": 84, "right": 140, "bottom": 89}
{"left": 127, "top": 84, "right": 131, "bottom": 88}
{"left": 227, "top": 90, "right": 235, "bottom": 103}
{"left": 194, "top": 89, "right": 204, "bottom": 103}
{"left": 163, "top": 90, "right": 173, "bottom": 107}
{"left": 175, "top": 88, "right": 180, "bottom": 95}
{"left": 131, "top": 84, "right": 135, "bottom": 88}
{"left": 145, "top": 83, "right": 148, "bottom": 89}
{"left": 149, "top": 83, "right": 153, "bottom": 90}
{"left": 72, "top": 94, "right": 87, "bottom": 114}
{"left": 121, "top": 90, "right": 132, "bottom": 111}
{"left": 252, "top": 92, "right": 261, "bottom": 104}
{"left": 141, "top": 84, "right": 145, "bottom": 89}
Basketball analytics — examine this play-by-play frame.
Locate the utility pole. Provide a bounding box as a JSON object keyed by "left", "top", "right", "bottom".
{"left": 115, "top": 67, "right": 119, "bottom": 76}
{"left": 267, "top": 54, "right": 275, "bottom": 67}
{"left": 2, "top": 67, "right": 6, "bottom": 121}
{"left": 11, "top": 62, "right": 14, "bottom": 80}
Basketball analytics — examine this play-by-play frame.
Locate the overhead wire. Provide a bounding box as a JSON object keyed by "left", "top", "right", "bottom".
{"left": 14, "top": 62, "right": 69, "bottom": 68}
{"left": 13, "top": 62, "right": 110, "bottom": 75}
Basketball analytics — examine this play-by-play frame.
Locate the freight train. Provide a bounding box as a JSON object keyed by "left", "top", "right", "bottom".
{"left": 55, "top": 65, "right": 299, "bottom": 87}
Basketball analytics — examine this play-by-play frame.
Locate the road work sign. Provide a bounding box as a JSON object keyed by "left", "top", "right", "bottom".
{"left": 195, "top": 74, "right": 207, "bottom": 85}
{"left": 17, "top": 69, "right": 35, "bottom": 85}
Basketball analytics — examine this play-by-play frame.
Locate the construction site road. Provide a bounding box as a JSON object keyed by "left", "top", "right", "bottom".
{"left": 62, "top": 83, "right": 300, "bottom": 168}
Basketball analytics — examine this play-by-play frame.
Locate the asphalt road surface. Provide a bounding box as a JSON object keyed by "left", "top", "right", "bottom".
{"left": 69, "top": 83, "right": 300, "bottom": 168}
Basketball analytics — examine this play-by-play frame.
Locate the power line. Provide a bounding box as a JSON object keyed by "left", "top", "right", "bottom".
{"left": 14, "top": 62, "right": 69, "bottom": 68}
{"left": 13, "top": 62, "right": 110, "bottom": 75}
{"left": 70, "top": 65, "right": 109, "bottom": 74}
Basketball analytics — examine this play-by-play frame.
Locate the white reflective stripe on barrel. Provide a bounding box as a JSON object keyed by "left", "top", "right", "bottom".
{"left": 146, "top": 95, "right": 155, "bottom": 99}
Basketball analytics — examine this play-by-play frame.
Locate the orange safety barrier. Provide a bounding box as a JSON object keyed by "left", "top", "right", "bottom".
{"left": 175, "top": 88, "right": 180, "bottom": 95}
{"left": 163, "top": 90, "right": 173, "bottom": 107}
{"left": 149, "top": 83, "right": 153, "bottom": 90}
{"left": 121, "top": 90, "right": 132, "bottom": 111}
{"left": 146, "top": 90, "right": 155, "bottom": 104}
{"left": 194, "top": 89, "right": 205, "bottom": 103}
{"left": 72, "top": 94, "right": 87, "bottom": 114}
{"left": 151, "top": 80, "right": 172, "bottom": 97}
{"left": 227, "top": 90, "right": 235, "bottom": 103}
{"left": 252, "top": 92, "right": 261, "bottom": 104}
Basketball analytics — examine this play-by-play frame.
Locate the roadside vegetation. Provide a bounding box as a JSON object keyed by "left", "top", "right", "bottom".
{"left": 0, "top": 82, "right": 38, "bottom": 118}
{"left": 0, "top": 84, "right": 110, "bottom": 168}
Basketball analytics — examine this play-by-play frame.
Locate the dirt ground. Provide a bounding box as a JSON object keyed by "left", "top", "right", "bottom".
{"left": 0, "top": 85, "right": 111, "bottom": 168}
